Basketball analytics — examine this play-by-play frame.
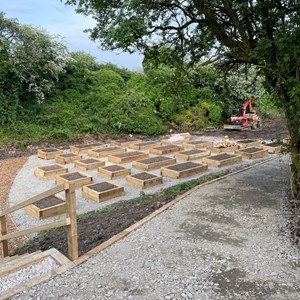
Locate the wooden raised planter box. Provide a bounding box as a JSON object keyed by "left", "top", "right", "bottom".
{"left": 129, "top": 141, "right": 161, "bottom": 150}
{"left": 161, "top": 162, "right": 208, "bottom": 178}
{"left": 25, "top": 195, "right": 66, "bottom": 219}
{"left": 82, "top": 182, "right": 124, "bottom": 203}
{"left": 98, "top": 165, "right": 131, "bottom": 179}
{"left": 74, "top": 158, "right": 105, "bottom": 171}
{"left": 70, "top": 143, "right": 104, "bottom": 154}
{"left": 56, "top": 171, "right": 92, "bottom": 188}
{"left": 175, "top": 149, "right": 211, "bottom": 161}
{"left": 108, "top": 151, "right": 149, "bottom": 164}
{"left": 209, "top": 145, "right": 239, "bottom": 154}
{"left": 236, "top": 139, "right": 261, "bottom": 148}
{"left": 37, "top": 148, "right": 63, "bottom": 160}
{"left": 88, "top": 146, "right": 125, "bottom": 158}
{"left": 183, "top": 140, "right": 213, "bottom": 149}
{"left": 149, "top": 145, "right": 183, "bottom": 155}
{"left": 55, "top": 153, "right": 82, "bottom": 164}
{"left": 132, "top": 156, "right": 176, "bottom": 171}
{"left": 34, "top": 164, "right": 68, "bottom": 179}
{"left": 126, "top": 172, "right": 163, "bottom": 189}
{"left": 262, "top": 142, "right": 282, "bottom": 154}
{"left": 203, "top": 153, "right": 242, "bottom": 167}
{"left": 110, "top": 138, "right": 141, "bottom": 147}
{"left": 235, "top": 147, "right": 268, "bottom": 159}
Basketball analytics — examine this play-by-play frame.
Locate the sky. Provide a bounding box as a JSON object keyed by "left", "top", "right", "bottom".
{"left": 0, "top": 0, "right": 143, "bottom": 70}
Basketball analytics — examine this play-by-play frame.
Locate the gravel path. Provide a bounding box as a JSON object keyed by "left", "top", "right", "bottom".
{"left": 13, "top": 157, "right": 300, "bottom": 299}
{"left": 0, "top": 157, "right": 28, "bottom": 256}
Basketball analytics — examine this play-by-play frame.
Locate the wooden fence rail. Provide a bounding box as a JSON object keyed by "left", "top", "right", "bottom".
{"left": 0, "top": 183, "right": 78, "bottom": 261}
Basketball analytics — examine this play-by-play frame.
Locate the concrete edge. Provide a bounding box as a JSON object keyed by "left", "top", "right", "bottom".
{"left": 73, "top": 155, "right": 278, "bottom": 266}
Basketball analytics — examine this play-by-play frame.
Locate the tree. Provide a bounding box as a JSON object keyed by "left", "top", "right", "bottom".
{"left": 65, "top": 0, "right": 300, "bottom": 199}
{"left": 0, "top": 12, "right": 68, "bottom": 104}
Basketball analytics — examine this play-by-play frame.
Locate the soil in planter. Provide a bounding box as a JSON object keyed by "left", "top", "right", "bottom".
{"left": 41, "top": 148, "right": 59, "bottom": 153}
{"left": 88, "top": 182, "right": 118, "bottom": 192}
{"left": 131, "top": 172, "right": 157, "bottom": 180}
{"left": 74, "top": 143, "right": 103, "bottom": 149}
{"left": 237, "top": 139, "right": 257, "bottom": 144}
{"left": 188, "top": 141, "right": 207, "bottom": 145}
{"left": 167, "top": 162, "right": 199, "bottom": 171}
{"left": 102, "top": 165, "right": 125, "bottom": 172}
{"left": 240, "top": 147, "right": 263, "bottom": 153}
{"left": 180, "top": 149, "right": 206, "bottom": 155}
{"left": 138, "top": 141, "right": 159, "bottom": 146}
{"left": 210, "top": 153, "right": 236, "bottom": 161}
{"left": 154, "top": 145, "right": 177, "bottom": 151}
{"left": 114, "top": 151, "right": 142, "bottom": 158}
{"left": 265, "top": 142, "right": 282, "bottom": 147}
{"left": 35, "top": 196, "right": 64, "bottom": 209}
{"left": 139, "top": 156, "right": 171, "bottom": 164}
{"left": 60, "top": 172, "right": 86, "bottom": 180}
{"left": 93, "top": 147, "right": 120, "bottom": 153}
{"left": 80, "top": 158, "right": 99, "bottom": 164}
{"left": 60, "top": 153, "right": 77, "bottom": 158}
{"left": 40, "top": 165, "right": 64, "bottom": 171}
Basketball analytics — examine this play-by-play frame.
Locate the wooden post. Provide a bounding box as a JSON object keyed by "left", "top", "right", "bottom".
{"left": 0, "top": 215, "right": 9, "bottom": 257}
{"left": 65, "top": 183, "right": 78, "bottom": 261}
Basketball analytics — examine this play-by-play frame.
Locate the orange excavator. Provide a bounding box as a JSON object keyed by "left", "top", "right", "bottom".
{"left": 224, "top": 97, "right": 261, "bottom": 130}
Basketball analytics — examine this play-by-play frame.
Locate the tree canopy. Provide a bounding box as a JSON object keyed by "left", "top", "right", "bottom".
{"left": 65, "top": 0, "right": 300, "bottom": 198}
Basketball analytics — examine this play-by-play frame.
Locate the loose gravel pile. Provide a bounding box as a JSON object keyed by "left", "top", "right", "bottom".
{"left": 0, "top": 256, "right": 59, "bottom": 293}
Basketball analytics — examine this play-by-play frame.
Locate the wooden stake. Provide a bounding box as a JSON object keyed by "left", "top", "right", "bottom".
{"left": 0, "top": 215, "right": 9, "bottom": 257}
{"left": 65, "top": 183, "right": 78, "bottom": 261}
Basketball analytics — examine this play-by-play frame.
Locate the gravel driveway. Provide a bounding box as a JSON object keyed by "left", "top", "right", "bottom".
{"left": 13, "top": 156, "right": 300, "bottom": 300}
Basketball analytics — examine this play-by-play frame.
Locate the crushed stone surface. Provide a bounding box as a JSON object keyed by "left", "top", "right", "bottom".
{"left": 12, "top": 157, "right": 300, "bottom": 300}
{"left": 0, "top": 256, "right": 59, "bottom": 293}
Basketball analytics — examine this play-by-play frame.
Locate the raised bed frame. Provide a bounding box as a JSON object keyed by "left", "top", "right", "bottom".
{"left": 262, "top": 142, "right": 282, "bottom": 154}
{"left": 108, "top": 151, "right": 149, "bottom": 164}
{"left": 149, "top": 145, "right": 183, "bottom": 155}
{"left": 132, "top": 156, "right": 176, "bottom": 171}
{"left": 209, "top": 145, "right": 239, "bottom": 154}
{"left": 128, "top": 141, "right": 161, "bottom": 150}
{"left": 175, "top": 149, "right": 211, "bottom": 161}
{"left": 74, "top": 158, "right": 105, "bottom": 171}
{"left": 236, "top": 139, "right": 262, "bottom": 149}
{"left": 82, "top": 182, "right": 124, "bottom": 203}
{"left": 183, "top": 140, "right": 213, "bottom": 149}
{"left": 126, "top": 172, "right": 163, "bottom": 189}
{"left": 37, "top": 149, "right": 63, "bottom": 160}
{"left": 161, "top": 162, "right": 208, "bottom": 178}
{"left": 25, "top": 194, "right": 66, "bottom": 219}
{"left": 88, "top": 146, "right": 125, "bottom": 158}
{"left": 203, "top": 153, "right": 242, "bottom": 167}
{"left": 98, "top": 165, "right": 131, "bottom": 179}
{"left": 55, "top": 171, "right": 92, "bottom": 188}
{"left": 34, "top": 164, "right": 68, "bottom": 180}
{"left": 235, "top": 147, "right": 268, "bottom": 159}
{"left": 55, "top": 153, "right": 82, "bottom": 165}
{"left": 70, "top": 143, "right": 104, "bottom": 154}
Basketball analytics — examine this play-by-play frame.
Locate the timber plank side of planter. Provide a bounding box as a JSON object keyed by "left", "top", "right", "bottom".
{"left": 175, "top": 149, "right": 211, "bottom": 161}
{"left": 149, "top": 145, "right": 183, "bottom": 155}
{"left": 98, "top": 165, "right": 131, "bottom": 179}
{"left": 25, "top": 195, "right": 66, "bottom": 219}
{"left": 110, "top": 139, "right": 141, "bottom": 147}
{"left": 55, "top": 171, "right": 92, "bottom": 188}
{"left": 74, "top": 158, "right": 105, "bottom": 171}
{"left": 209, "top": 145, "right": 239, "bottom": 154}
{"left": 132, "top": 156, "right": 176, "bottom": 171}
{"left": 235, "top": 147, "right": 268, "bottom": 159}
{"left": 236, "top": 139, "right": 262, "bottom": 149}
{"left": 87, "top": 146, "right": 126, "bottom": 158}
{"left": 55, "top": 153, "right": 82, "bottom": 164}
{"left": 108, "top": 151, "right": 149, "bottom": 164}
{"left": 161, "top": 162, "right": 208, "bottom": 178}
{"left": 126, "top": 172, "right": 163, "bottom": 189}
{"left": 34, "top": 164, "right": 68, "bottom": 180}
{"left": 203, "top": 153, "right": 242, "bottom": 167}
{"left": 70, "top": 143, "right": 104, "bottom": 154}
{"left": 262, "top": 143, "right": 282, "bottom": 154}
{"left": 82, "top": 182, "right": 124, "bottom": 203}
{"left": 183, "top": 140, "right": 213, "bottom": 149}
{"left": 37, "top": 149, "right": 63, "bottom": 160}
{"left": 128, "top": 141, "right": 161, "bottom": 150}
